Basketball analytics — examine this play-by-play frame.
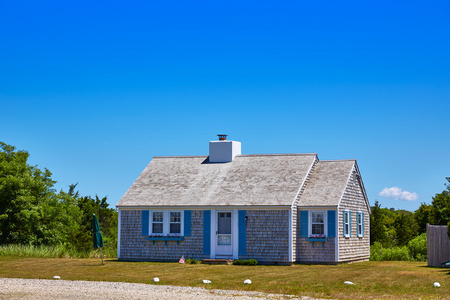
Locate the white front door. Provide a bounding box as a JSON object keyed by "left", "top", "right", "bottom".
{"left": 216, "top": 211, "right": 232, "bottom": 256}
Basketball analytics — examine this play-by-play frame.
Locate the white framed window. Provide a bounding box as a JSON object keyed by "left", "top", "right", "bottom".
{"left": 343, "top": 210, "right": 350, "bottom": 237}
{"left": 357, "top": 211, "right": 364, "bottom": 237}
{"left": 311, "top": 211, "right": 325, "bottom": 235}
{"left": 152, "top": 211, "right": 164, "bottom": 233}
{"left": 149, "top": 210, "right": 184, "bottom": 236}
{"left": 309, "top": 210, "right": 327, "bottom": 237}
{"left": 170, "top": 211, "right": 181, "bottom": 234}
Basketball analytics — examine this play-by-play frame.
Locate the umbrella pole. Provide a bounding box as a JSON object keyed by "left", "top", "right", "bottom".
{"left": 100, "top": 247, "right": 104, "bottom": 265}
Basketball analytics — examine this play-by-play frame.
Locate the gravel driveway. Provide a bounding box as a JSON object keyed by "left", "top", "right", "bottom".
{"left": 0, "top": 278, "right": 318, "bottom": 299}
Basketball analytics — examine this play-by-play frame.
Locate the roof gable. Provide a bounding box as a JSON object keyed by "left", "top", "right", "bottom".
{"left": 298, "top": 160, "right": 356, "bottom": 207}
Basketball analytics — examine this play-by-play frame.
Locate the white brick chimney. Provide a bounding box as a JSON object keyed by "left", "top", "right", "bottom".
{"left": 209, "top": 134, "right": 241, "bottom": 163}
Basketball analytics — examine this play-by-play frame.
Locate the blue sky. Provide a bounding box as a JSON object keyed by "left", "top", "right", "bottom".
{"left": 1, "top": 0, "right": 449, "bottom": 212}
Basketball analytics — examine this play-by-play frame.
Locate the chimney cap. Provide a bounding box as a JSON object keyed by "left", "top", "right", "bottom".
{"left": 217, "top": 134, "right": 228, "bottom": 141}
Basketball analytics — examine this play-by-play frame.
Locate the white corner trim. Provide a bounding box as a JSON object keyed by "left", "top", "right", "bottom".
{"left": 233, "top": 210, "right": 239, "bottom": 260}
{"left": 288, "top": 207, "right": 293, "bottom": 262}
{"left": 210, "top": 209, "right": 216, "bottom": 259}
{"left": 117, "top": 209, "right": 121, "bottom": 259}
{"left": 335, "top": 208, "right": 339, "bottom": 262}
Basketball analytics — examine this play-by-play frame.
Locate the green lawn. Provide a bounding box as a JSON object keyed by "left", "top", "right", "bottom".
{"left": 0, "top": 257, "right": 448, "bottom": 299}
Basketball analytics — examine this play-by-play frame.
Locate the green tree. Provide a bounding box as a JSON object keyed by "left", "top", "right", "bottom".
{"left": 370, "top": 200, "right": 388, "bottom": 246}
{"left": 68, "top": 184, "right": 118, "bottom": 252}
{"left": 0, "top": 142, "right": 63, "bottom": 244}
{"left": 430, "top": 177, "right": 450, "bottom": 225}
{"left": 0, "top": 141, "right": 118, "bottom": 253}
{"left": 393, "top": 210, "right": 418, "bottom": 246}
{"left": 414, "top": 203, "right": 432, "bottom": 234}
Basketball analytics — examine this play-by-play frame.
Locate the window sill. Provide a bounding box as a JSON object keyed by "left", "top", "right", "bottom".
{"left": 147, "top": 236, "right": 184, "bottom": 245}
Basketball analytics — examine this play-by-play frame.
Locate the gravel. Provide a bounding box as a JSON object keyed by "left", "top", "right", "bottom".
{"left": 0, "top": 278, "right": 321, "bottom": 299}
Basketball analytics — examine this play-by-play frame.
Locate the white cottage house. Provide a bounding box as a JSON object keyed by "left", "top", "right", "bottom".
{"left": 116, "top": 136, "right": 370, "bottom": 264}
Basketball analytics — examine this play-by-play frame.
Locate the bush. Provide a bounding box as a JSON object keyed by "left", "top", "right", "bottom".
{"left": 407, "top": 233, "right": 427, "bottom": 262}
{"left": 370, "top": 235, "right": 427, "bottom": 262}
{"left": 185, "top": 258, "right": 200, "bottom": 264}
{"left": 232, "top": 259, "right": 258, "bottom": 265}
{"left": 370, "top": 242, "right": 411, "bottom": 261}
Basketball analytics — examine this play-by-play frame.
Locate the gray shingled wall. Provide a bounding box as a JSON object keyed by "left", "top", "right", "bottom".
{"left": 119, "top": 210, "right": 208, "bottom": 261}
{"left": 296, "top": 210, "right": 336, "bottom": 263}
{"left": 239, "top": 210, "right": 290, "bottom": 263}
{"left": 338, "top": 168, "right": 370, "bottom": 262}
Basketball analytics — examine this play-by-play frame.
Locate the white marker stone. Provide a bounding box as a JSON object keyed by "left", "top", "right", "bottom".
{"left": 344, "top": 281, "right": 354, "bottom": 285}
{"left": 153, "top": 277, "right": 159, "bottom": 282}
{"left": 243, "top": 279, "right": 252, "bottom": 284}
{"left": 202, "top": 280, "right": 211, "bottom": 284}
{"left": 434, "top": 282, "right": 440, "bottom": 288}
{"left": 53, "top": 276, "right": 61, "bottom": 279}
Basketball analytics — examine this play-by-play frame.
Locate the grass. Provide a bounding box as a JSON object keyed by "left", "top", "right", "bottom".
{"left": 0, "top": 244, "right": 117, "bottom": 259}
{"left": 0, "top": 257, "right": 449, "bottom": 299}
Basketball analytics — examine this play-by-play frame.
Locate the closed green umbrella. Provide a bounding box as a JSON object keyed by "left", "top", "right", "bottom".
{"left": 93, "top": 214, "right": 104, "bottom": 264}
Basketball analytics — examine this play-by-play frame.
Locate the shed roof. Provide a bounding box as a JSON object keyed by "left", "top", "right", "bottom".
{"left": 298, "top": 160, "right": 355, "bottom": 207}
{"left": 116, "top": 154, "right": 317, "bottom": 207}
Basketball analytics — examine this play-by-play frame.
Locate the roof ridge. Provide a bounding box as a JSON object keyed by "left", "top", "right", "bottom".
{"left": 153, "top": 153, "right": 318, "bottom": 158}
{"left": 153, "top": 155, "right": 207, "bottom": 158}
{"left": 319, "top": 159, "right": 356, "bottom": 162}
{"left": 239, "top": 153, "right": 317, "bottom": 157}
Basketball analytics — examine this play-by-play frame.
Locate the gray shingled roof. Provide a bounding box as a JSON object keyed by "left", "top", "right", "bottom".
{"left": 298, "top": 160, "right": 355, "bottom": 207}
{"left": 116, "top": 154, "right": 317, "bottom": 207}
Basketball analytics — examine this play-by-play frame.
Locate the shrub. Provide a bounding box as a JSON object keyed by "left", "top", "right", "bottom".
{"left": 407, "top": 233, "right": 427, "bottom": 262}
{"left": 370, "top": 242, "right": 411, "bottom": 261}
{"left": 232, "top": 259, "right": 258, "bottom": 265}
{"left": 185, "top": 258, "right": 200, "bottom": 264}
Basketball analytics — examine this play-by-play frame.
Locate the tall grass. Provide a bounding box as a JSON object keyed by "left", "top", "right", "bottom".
{"left": 0, "top": 244, "right": 117, "bottom": 259}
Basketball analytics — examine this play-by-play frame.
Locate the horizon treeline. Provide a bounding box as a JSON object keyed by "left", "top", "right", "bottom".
{"left": 0, "top": 142, "right": 117, "bottom": 253}
{"left": 370, "top": 177, "right": 450, "bottom": 248}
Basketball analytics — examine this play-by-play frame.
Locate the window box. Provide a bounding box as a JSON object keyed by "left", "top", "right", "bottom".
{"left": 307, "top": 235, "right": 327, "bottom": 248}
{"left": 307, "top": 237, "right": 327, "bottom": 242}
{"left": 147, "top": 236, "right": 184, "bottom": 245}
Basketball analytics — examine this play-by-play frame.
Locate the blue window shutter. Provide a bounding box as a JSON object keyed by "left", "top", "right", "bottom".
{"left": 203, "top": 210, "right": 211, "bottom": 255}
{"left": 343, "top": 211, "right": 346, "bottom": 237}
{"left": 238, "top": 210, "right": 246, "bottom": 256}
{"left": 300, "top": 211, "right": 308, "bottom": 237}
{"left": 142, "top": 210, "right": 149, "bottom": 236}
{"left": 356, "top": 212, "right": 359, "bottom": 236}
{"left": 349, "top": 211, "right": 352, "bottom": 237}
{"left": 362, "top": 212, "right": 365, "bottom": 237}
{"left": 327, "top": 210, "right": 336, "bottom": 237}
{"left": 184, "top": 210, "right": 191, "bottom": 236}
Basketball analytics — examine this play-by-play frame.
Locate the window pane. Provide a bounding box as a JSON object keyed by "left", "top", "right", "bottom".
{"left": 312, "top": 212, "right": 324, "bottom": 223}
{"left": 170, "top": 223, "right": 181, "bottom": 234}
{"left": 170, "top": 212, "right": 181, "bottom": 223}
{"left": 153, "top": 212, "right": 163, "bottom": 222}
{"left": 312, "top": 224, "right": 324, "bottom": 235}
{"left": 153, "top": 223, "right": 163, "bottom": 233}
{"left": 218, "top": 212, "right": 231, "bottom": 234}
{"left": 218, "top": 235, "right": 231, "bottom": 245}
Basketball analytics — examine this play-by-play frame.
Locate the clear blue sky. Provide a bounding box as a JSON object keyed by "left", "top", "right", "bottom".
{"left": 1, "top": 0, "right": 449, "bottom": 212}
